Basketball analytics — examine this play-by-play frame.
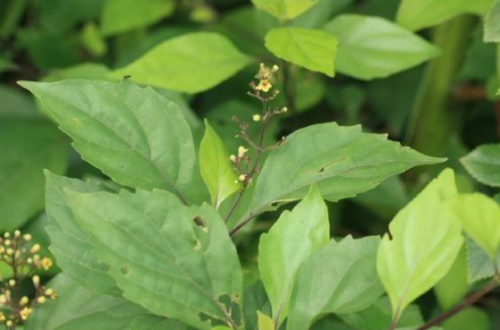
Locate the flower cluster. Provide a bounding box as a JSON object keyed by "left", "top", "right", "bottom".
{"left": 0, "top": 230, "right": 57, "bottom": 329}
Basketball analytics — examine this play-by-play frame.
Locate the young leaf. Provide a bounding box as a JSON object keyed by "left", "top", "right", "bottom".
{"left": 20, "top": 79, "right": 199, "bottom": 204}
{"left": 265, "top": 27, "right": 337, "bottom": 77}
{"left": 257, "top": 312, "right": 274, "bottom": 330}
{"left": 44, "top": 171, "right": 121, "bottom": 296}
{"left": 485, "top": 0, "right": 500, "bottom": 43}
{"left": 287, "top": 236, "right": 383, "bottom": 330}
{"left": 247, "top": 123, "right": 443, "bottom": 219}
{"left": 251, "top": 0, "right": 318, "bottom": 20}
{"left": 377, "top": 169, "right": 464, "bottom": 323}
{"left": 259, "top": 186, "right": 329, "bottom": 325}
{"left": 66, "top": 188, "right": 243, "bottom": 329}
{"left": 396, "top": 0, "right": 492, "bottom": 31}
{"left": 0, "top": 119, "right": 69, "bottom": 231}
{"left": 324, "top": 15, "right": 440, "bottom": 80}
{"left": 101, "top": 0, "right": 175, "bottom": 36}
{"left": 461, "top": 144, "right": 500, "bottom": 187}
{"left": 111, "top": 32, "right": 252, "bottom": 93}
{"left": 25, "top": 274, "right": 177, "bottom": 330}
{"left": 448, "top": 193, "right": 500, "bottom": 261}
{"left": 199, "top": 120, "right": 240, "bottom": 208}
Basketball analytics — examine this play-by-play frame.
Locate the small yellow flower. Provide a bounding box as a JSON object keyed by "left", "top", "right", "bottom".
{"left": 19, "top": 296, "right": 29, "bottom": 306}
{"left": 6, "top": 248, "right": 13, "bottom": 256}
{"left": 23, "top": 234, "right": 32, "bottom": 242}
{"left": 6, "top": 320, "right": 12, "bottom": 327}
{"left": 238, "top": 146, "right": 248, "bottom": 158}
{"left": 37, "top": 296, "right": 46, "bottom": 304}
{"left": 252, "top": 114, "right": 261, "bottom": 122}
{"left": 229, "top": 155, "right": 237, "bottom": 163}
{"left": 30, "top": 244, "right": 41, "bottom": 254}
{"left": 256, "top": 79, "right": 272, "bottom": 92}
{"left": 4, "top": 240, "right": 11, "bottom": 247}
{"left": 41, "top": 257, "right": 53, "bottom": 270}
{"left": 32, "top": 275, "right": 40, "bottom": 288}
{"left": 8, "top": 280, "right": 15, "bottom": 287}
{"left": 19, "top": 307, "right": 32, "bottom": 320}
{"left": 238, "top": 174, "right": 246, "bottom": 182}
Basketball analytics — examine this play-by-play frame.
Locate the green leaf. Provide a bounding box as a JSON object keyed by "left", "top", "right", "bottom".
{"left": 0, "top": 119, "right": 69, "bottom": 231}
{"left": 259, "top": 186, "right": 329, "bottom": 325}
{"left": 442, "top": 307, "right": 490, "bottom": 330}
{"left": 461, "top": 144, "right": 500, "bottom": 187}
{"left": 111, "top": 32, "right": 252, "bottom": 93}
{"left": 485, "top": 0, "right": 500, "bottom": 42}
{"left": 0, "top": 85, "right": 39, "bottom": 118}
{"left": 324, "top": 15, "right": 440, "bottom": 80}
{"left": 247, "top": 123, "right": 443, "bottom": 220}
{"left": 251, "top": 0, "right": 319, "bottom": 20}
{"left": 44, "top": 171, "right": 121, "bottom": 296}
{"left": 448, "top": 193, "right": 500, "bottom": 261}
{"left": 265, "top": 27, "right": 337, "bottom": 77}
{"left": 396, "top": 0, "right": 492, "bottom": 31}
{"left": 339, "top": 297, "right": 425, "bottom": 330}
{"left": 377, "top": 169, "right": 464, "bottom": 323}
{"left": 101, "top": 0, "right": 175, "bottom": 36}
{"left": 25, "top": 274, "right": 179, "bottom": 330}
{"left": 243, "top": 281, "right": 272, "bottom": 330}
{"left": 257, "top": 312, "right": 274, "bottom": 330}
{"left": 20, "top": 79, "right": 199, "bottom": 204}
{"left": 287, "top": 236, "right": 383, "bottom": 330}
{"left": 67, "top": 188, "right": 243, "bottom": 329}
{"left": 466, "top": 237, "right": 500, "bottom": 284}
{"left": 434, "top": 247, "right": 469, "bottom": 310}
{"left": 200, "top": 120, "right": 240, "bottom": 208}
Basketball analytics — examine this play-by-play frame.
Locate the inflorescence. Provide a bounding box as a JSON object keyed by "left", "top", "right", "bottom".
{"left": 0, "top": 230, "right": 56, "bottom": 329}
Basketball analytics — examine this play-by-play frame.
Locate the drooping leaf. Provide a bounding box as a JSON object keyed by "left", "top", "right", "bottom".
{"left": 25, "top": 274, "right": 180, "bottom": 330}
{"left": 485, "top": 0, "right": 500, "bottom": 43}
{"left": 20, "top": 79, "right": 200, "bottom": 204}
{"left": 251, "top": 0, "right": 319, "bottom": 20}
{"left": 259, "top": 186, "right": 329, "bottom": 325}
{"left": 324, "top": 15, "right": 440, "bottom": 80}
{"left": 111, "top": 33, "right": 252, "bottom": 93}
{"left": 0, "top": 119, "right": 69, "bottom": 231}
{"left": 44, "top": 171, "right": 121, "bottom": 296}
{"left": 377, "top": 169, "right": 464, "bottom": 323}
{"left": 448, "top": 193, "right": 500, "bottom": 260}
{"left": 199, "top": 120, "right": 240, "bottom": 208}
{"left": 339, "top": 297, "right": 424, "bottom": 330}
{"left": 287, "top": 236, "right": 383, "bottom": 330}
{"left": 101, "top": 0, "right": 175, "bottom": 36}
{"left": 396, "top": 0, "right": 492, "bottom": 31}
{"left": 247, "top": 123, "right": 443, "bottom": 220}
{"left": 434, "top": 247, "right": 469, "bottom": 310}
{"left": 442, "top": 307, "right": 490, "bottom": 330}
{"left": 466, "top": 237, "right": 500, "bottom": 284}
{"left": 461, "top": 144, "right": 500, "bottom": 187}
{"left": 66, "top": 188, "right": 243, "bottom": 329}
{"left": 265, "top": 27, "right": 337, "bottom": 77}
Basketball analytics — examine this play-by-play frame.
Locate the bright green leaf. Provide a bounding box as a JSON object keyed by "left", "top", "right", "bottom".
{"left": 247, "top": 123, "right": 444, "bottom": 220}
{"left": 0, "top": 119, "right": 69, "bottom": 231}
{"left": 377, "top": 169, "right": 464, "bottom": 323}
{"left": 25, "top": 274, "right": 178, "bottom": 330}
{"left": 200, "top": 120, "right": 240, "bottom": 208}
{"left": 265, "top": 27, "right": 337, "bottom": 77}
{"left": 257, "top": 312, "right": 274, "bottom": 330}
{"left": 259, "top": 186, "right": 329, "bottom": 325}
{"left": 112, "top": 32, "right": 252, "bottom": 93}
{"left": 396, "top": 0, "right": 492, "bottom": 31}
{"left": 45, "top": 171, "right": 121, "bottom": 296}
{"left": 324, "top": 15, "right": 440, "bottom": 80}
{"left": 101, "top": 0, "right": 175, "bottom": 36}
{"left": 461, "top": 144, "right": 500, "bottom": 187}
{"left": 251, "top": 0, "right": 318, "bottom": 20}
{"left": 20, "top": 79, "right": 200, "bottom": 204}
{"left": 448, "top": 193, "right": 500, "bottom": 261}
{"left": 67, "top": 188, "right": 243, "bottom": 329}
{"left": 287, "top": 236, "right": 383, "bottom": 330}
{"left": 485, "top": 0, "right": 500, "bottom": 42}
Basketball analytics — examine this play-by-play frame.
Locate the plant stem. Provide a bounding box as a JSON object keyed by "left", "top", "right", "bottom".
{"left": 404, "top": 15, "right": 476, "bottom": 158}
{"left": 416, "top": 277, "right": 499, "bottom": 330}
